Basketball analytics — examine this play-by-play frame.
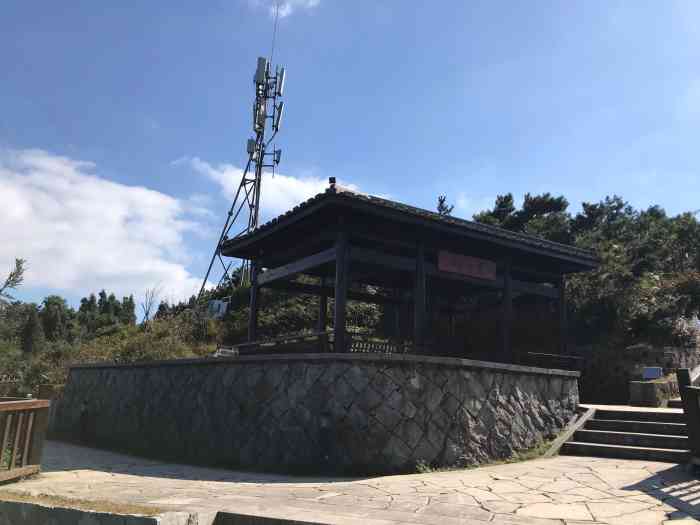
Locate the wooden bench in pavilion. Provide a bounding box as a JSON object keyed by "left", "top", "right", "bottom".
{"left": 218, "top": 181, "right": 599, "bottom": 369}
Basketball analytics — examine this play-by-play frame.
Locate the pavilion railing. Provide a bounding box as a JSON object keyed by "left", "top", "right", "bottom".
{"left": 347, "top": 334, "right": 411, "bottom": 354}
{"left": 0, "top": 398, "right": 50, "bottom": 483}
{"left": 215, "top": 331, "right": 414, "bottom": 356}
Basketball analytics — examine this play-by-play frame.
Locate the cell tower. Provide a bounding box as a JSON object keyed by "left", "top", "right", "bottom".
{"left": 198, "top": 56, "right": 286, "bottom": 299}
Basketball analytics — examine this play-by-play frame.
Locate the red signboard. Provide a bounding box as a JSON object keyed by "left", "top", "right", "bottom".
{"left": 438, "top": 251, "right": 497, "bottom": 281}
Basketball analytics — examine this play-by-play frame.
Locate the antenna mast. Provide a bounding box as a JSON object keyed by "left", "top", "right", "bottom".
{"left": 198, "top": 55, "right": 286, "bottom": 298}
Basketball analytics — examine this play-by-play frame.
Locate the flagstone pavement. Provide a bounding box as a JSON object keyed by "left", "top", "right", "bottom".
{"left": 3, "top": 440, "right": 700, "bottom": 524}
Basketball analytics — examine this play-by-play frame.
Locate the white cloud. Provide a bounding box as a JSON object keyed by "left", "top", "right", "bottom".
{"left": 176, "top": 156, "right": 339, "bottom": 222}
{"left": 455, "top": 192, "right": 494, "bottom": 220}
{"left": 0, "top": 148, "right": 206, "bottom": 303}
{"left": 250, "top": 0, "right": 320, "bottom": 19}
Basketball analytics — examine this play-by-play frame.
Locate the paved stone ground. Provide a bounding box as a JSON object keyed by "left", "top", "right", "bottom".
{"left": 2, "top": 440, "right": 700, "bottom": 524}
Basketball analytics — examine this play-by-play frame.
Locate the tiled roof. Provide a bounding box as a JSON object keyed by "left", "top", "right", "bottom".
{"left": 225, "top": 186, "right": 599, "bottom": 264}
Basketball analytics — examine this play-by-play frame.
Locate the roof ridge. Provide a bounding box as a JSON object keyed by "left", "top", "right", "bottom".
{"left": 331, "top": 191, "right": 598, "bottom": 261}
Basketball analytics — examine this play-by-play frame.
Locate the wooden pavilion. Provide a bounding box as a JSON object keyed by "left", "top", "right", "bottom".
{"left": 220, "top": 181, "right": 599, "bottom": 368}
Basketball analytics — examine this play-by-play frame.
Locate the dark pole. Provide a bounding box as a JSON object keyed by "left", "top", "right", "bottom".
{"left": 501, "top": 259, "right": 513, "bottom": 362}
{"left": 677, "top": 368, "right": 691, "bottom": 410}
{"left": 414, "top": 241, "right": 426, "bottom": 350}
{"left": 559, "top": 274, "right": 567, "bottom": 355}
{"left": 248, "top": 259, "right": 259, "bottom": 342}
{"left": 393, "top": 289, "right": 401, "bottom": 339}
{"left": 334, "top": 231, "right": 349, "bottom": 352}
{"left": 318, "top": 278, "right": 328, "bottom": 332}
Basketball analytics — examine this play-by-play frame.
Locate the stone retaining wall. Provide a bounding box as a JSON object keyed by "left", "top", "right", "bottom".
{"left": 629, "top": 375, "right": 680, "bottom": 407}
{"left": 579, "top": 343, "right": 700, "bottom": 403}
{"left": 52, "top": 353, "right": 579, "bottom": 474}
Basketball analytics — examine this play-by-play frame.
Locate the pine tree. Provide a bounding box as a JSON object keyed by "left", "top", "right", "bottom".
{"left": 436, "top": 195, "right": 454, "bottom": 216}
{"left": 120, "top": 295, "right": 137, "bottom": 325}
{"left": 21, "top": 305, "right": 45, "bottom": 354}
{"left": 40, "top": 295, "right": 71, "bottom": 341}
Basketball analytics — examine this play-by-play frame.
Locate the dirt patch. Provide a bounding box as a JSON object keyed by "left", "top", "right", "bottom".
{"left": 0, "top": 489, "right": 165, "bottom": 517}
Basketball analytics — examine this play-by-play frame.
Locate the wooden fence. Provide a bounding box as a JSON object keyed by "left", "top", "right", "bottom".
{"left": 0, "top": 398, "right": 49, "bottom": 483}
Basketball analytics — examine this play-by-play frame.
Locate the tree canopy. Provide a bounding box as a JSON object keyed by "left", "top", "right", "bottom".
{"left": 474, "top": 193, "right": 700, "bottom": 346}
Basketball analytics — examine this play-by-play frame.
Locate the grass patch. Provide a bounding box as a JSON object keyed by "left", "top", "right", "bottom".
{"left": 0, "top": 490, "right": 165, "bottom": 517}
{"left": 414, "top": 437, "right": 556, "bottom": 474}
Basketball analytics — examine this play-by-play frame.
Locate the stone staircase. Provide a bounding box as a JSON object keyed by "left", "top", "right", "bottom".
{"left": 561, "top": 407, "right": 690, "bottom": 463}
{"left": 668, "top": 397, "right": 683, "bottom": 409}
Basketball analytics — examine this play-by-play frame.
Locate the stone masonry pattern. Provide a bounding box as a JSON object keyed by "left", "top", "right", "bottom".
{"left": 53, "top": 355, "right": 578, "bottom": 474}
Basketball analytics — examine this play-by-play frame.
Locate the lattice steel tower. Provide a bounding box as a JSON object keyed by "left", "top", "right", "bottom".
{"left": 199, "top": 56, "right": 286, "bottom": 298}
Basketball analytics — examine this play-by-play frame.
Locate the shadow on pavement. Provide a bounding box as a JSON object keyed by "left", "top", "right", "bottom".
{"left": 41, "top": 440, "right": 367, "bottom": 485}
{"left": 624, "top": 463, "right": 700, "bottom": 520}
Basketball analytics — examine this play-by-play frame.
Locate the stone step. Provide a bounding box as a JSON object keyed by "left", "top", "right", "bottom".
{"left": 668, "top": 398, "right": 683, "bottom": 409}
{"left": 574, "top": 429, "right": 688, "bottom": 450}
{"left": 594, "top": 409, "right": 684, "bottom": 424}
{"left": 561, "top": 441, "right": 689, "bottom": 463}
{"left": 586, "top": 418, "right": 687, "bottom": 436}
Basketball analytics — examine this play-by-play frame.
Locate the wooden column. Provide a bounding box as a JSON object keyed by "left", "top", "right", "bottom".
{"left": 414, "top": 242, "right": 426, "bottom": 348}
{"left": 317, "top": 278, "right": 328, "bottom": 332}
{"left": 247, "top": 259, "right": 259, "bottom": 342}
{"left": 559, "top": 274, "right": 567, "bottom": 355}
{"left": 334, "top": 231, "right": 349, "bottom": 352}
{"left": 394, "top": 290, "right": 401, "bottom": 338}
{"left": 500, "top": 260, "right": 513, "bottom": 361}
{"left": 677, "top": 368, "right": 691, "bottom": 410}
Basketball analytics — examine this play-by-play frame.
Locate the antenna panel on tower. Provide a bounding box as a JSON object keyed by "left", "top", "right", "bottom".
{"left": 254, "top": 57, "right": 268, "bottom": 85}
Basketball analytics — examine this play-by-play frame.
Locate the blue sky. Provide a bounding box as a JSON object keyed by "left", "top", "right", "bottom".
{"left": 2, "top": 1, "right": 700, "bottom": 306}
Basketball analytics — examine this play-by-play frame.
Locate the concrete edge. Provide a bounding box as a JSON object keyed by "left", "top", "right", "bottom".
{"left": 68, "top": 352, "right": 579, "bottom": 378}
{"left": 215, "top": 511, "right": 328, "bottom": 524}
{"left": 543, "top": 406, "right": 596, "bottom": 458}
{"left": 0, "top": 498, "right": 198, "bottom": 524}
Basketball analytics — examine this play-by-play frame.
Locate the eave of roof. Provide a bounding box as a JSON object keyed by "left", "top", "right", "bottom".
{"left": 221, "top": 187, "right": 600, "bottom": 267}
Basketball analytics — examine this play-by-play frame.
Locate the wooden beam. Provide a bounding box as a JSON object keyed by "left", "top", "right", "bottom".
{"left": 318, "top": 278, "right": 328, "bottom": 332}
{"left": 266, "top": 280, "right": 402, "bottom": 305}
{"left": 512, "top": 266, "right": 560, "bottom": 284}
{"left": 414, "top": 242, "right": 426, "bottom": 347}
{"left": 21, "top": 412, "right": 34, "bottom": 467}
{"left": 258, "top": 233, "right": 331, "bottom": 267}
{"left": 351, "top": 246, "right": 558, "bottom": 298}
{"left": 27, "top": 407, "right": 48, "bottom": 467}
{"left": 334, "top": 231, "right": 349, "bottom": 352}
{"left": 258, "top": 247, "right": 337, "bottom": 286}
{"left": 248, "top": 260, "right": 259, "bottom": 342}
{"left": 351, "top": 246, "right": 415, "bottom": 272}
{"left": 0, "top": 464, "right": 40, "bottom": 483}
{"left": 220, "top": 198, "right": 328, "bottom": 256}
{"left": 0, "top": 400, "right": 49, "bottom": 412}
{"left": 501, "top": 259, "right": 513, "bottom": 361}
{"left": 1, "top": 413, "right": 13, "bottom": 462}
{"left": 10, "top": 412, "right": 24, "bottom": 469}
{"left": 559, "top": 274, "right": 568, "bottom": 355}
{"left": 335, "top": 231, "right": 575, "bottom": 282}
{"left": 513, "top": 280, "right": 558, "bottom": 299}
{"left": 393, "top": 289, "right": 402, "bottom": 338}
